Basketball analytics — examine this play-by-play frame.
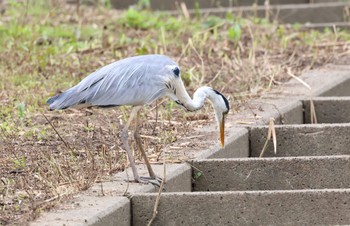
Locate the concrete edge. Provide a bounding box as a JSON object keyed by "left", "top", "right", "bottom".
{"left": 193, "top": 154, "right": 350, "bottom": 162}
{"left": 162, "top": 163, "right": 192, "bottom": 192}
{"left": 192, "top": 155, "right": 350, "bottom": 191}
{"left": 196, "top": 127, "right": 249, "bottom": 160}
{"left": 229, "top": 69, "right": 350, "bottom": 127}
{"left": 246, "top": 122, "right": 350, "bottom": 129}
{"left": 31, "top": 196, "right": 130, "bottom": 226}
{"left": 132, "top": 187, "right": 350, "bottom": 196}
{"left": 304, "top": 96, "right": 350, "bottom": 100}
{"left": 88, "top": 197, "right": 130, "bottom": 226}
{"left": 164, "top": 1, "right": 350, "bottom": 15}
{"left": 131, "top": 188, "right": 350, "bottom": 225}
{"left": 303, "top": 96, "right": 350, "bottom": 123}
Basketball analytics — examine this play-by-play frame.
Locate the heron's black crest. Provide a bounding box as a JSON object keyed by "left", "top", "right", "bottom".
{"left": 213, "top": 89, "right": 230, "bottom": 113}
{"left": 173, "top": 67, "right": 180, "bottom": 77}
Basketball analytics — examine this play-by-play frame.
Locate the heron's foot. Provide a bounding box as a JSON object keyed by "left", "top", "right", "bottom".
{"left": 141, "top": 175, "right": 163, "bottom": 183}
{"left": 138, "top": 176, "right": 162, "bottom": 187}
{"left": 126, "top": 176, "right": 165, "bottom": 190}
{"left": 141, "top": 175, "right": 165, "bottom": 191}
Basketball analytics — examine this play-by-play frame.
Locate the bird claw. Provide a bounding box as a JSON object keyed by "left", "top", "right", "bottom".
{"left": 140, "top": 176, "right": 166, "bottom": 191}
{"left": 126, "top": 176, "right": 165, "bottom": 191}
{"left": 140, "top": 175, "right": 163, "bottom": 183}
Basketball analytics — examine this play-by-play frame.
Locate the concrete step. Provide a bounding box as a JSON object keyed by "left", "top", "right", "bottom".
{"left": 319, "top": 76, "right": 350, "bottom": 97}
{"left": 111, "top": 0, "right": 345, "bottom": 10}
{"left": 132, "top": 189, "right": 350, "bottom": 226}
{"left": 304, "top": 97, "right": 350, "bottom": 124}
{"left": 111, "top": 0, "right": 309, "bottom": 10}
{"left": 163, "top": 2, "right": 350, "bottom": 24}
{"left": 111, "top": 1, "right": 350, "bottom": 25}
{"left": 192, "top": 155, "right": 350, "bottom": 191}
{"left": 249, "top": 123, "right": 350, "bottom": 157}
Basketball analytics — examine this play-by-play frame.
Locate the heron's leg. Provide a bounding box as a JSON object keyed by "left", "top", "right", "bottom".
{"left": 120, "top": 106, "right": 143, "bottom": 183}
{"left": 133, "top": 111, "right": 160, "bottom": 181}
{"left": 120, "top": 106, "right": 161, "bottom": 187}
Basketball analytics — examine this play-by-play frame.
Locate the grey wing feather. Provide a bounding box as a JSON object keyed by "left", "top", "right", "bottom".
{"left": 48, "top": 55, "right": 177, "bottom": 110}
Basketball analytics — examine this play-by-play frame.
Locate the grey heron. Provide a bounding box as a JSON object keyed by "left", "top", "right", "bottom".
{"left": 47, "top": 54, "right": 229, "bottom": 185}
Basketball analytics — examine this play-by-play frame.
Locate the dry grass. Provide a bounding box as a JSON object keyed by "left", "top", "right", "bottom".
{"left": 1, "top": 0, "right": 350, "bottom": 224}
{"left": 259, "top": 117, "right": 277, "bottom": 158}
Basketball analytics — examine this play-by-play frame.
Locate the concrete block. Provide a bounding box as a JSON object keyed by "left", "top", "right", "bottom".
{"left": 163, "top": 164, "right": 192, "bottom": 192}
{"left": 89, "top": 197, "right": 130, "bottom": 226}
{"left": 302, "top": 22, "right": 350, "bottom": 30}
{"left": 249, "top": 123, "right": 350, "bottom": 157}
{"left": 111, "top": 0, "right": 310, "bottom": 10}
{"left": 228, "top": 69, "right": 350, "bottom": 128}
{"left": 249, "top": 99, "right": 304, "bottom": 125}
{"left": 31, "top": 196, "right": 130, "bottom": 226}
{"left": 32, "top": 163, "right": 191, "bottom": 226}
{"left": 176, "top": 2, "right": 350, "bottom": 24}
{"left": 229, "top": 98, "right": 303, "bottom": 128}
{"left": 88, "top": 163, "right": 192, "bottom": 194}
{"left": 131, "top": 189, "right": 350, "bottom": 226}
{"left": 272, "top": 2, "right": 350, "bottom": 24}
{"left": 304, "top": 97, "right": 350, "bottom": 123}
{"left": 264, "top": 70, "right": 350, "bottom": 100}
{"left": 197, "top": 127, "right": 249, "bottom": 159}
{"left": 192, "top": 156, "right": 350, "bottom": 191}
{"left": 277, "top": 100, "right": 304, "bottom": 124}
{"left": 320, "top": 77, "right": 350, "bottom": 96}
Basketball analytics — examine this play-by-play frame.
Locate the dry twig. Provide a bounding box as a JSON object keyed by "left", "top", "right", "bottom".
{"left": 259, "top": 117, "right": 277, "bottom": 157}
{"left": 286, "top": 68, "right": 317, "bottom": 123}
{"left": 147, "top": 156, "right": 166, "bottom": 226}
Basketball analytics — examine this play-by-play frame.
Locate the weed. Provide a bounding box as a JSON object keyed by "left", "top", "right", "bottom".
{"left": 193, "top": 171, "right": 203, "bottom": 180}
{"left": 12, "top": 156, "right": 27, "bottom": 170}
{"left": 17, "top": 103, "right": 26, "bottom": 122}
{"left": 228, "top": 23, "right": 242, "bottom": 43}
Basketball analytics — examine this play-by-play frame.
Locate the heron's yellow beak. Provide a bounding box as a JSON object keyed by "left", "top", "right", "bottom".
{"left": 220, "top": 116, "right": 225, "bottom": 148}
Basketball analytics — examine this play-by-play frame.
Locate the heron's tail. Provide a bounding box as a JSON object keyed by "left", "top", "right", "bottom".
{"left": 47, "top": 88, "right": 84, "bottom": 110}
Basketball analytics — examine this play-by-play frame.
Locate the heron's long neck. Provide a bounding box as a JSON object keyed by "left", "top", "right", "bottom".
{"left": 177, "top": 86, "right": 215, "bottom": 112}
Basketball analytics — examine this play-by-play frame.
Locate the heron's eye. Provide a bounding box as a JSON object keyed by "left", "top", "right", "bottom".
{"left": 173, "top": 67, "right": 180, "bottom": 77}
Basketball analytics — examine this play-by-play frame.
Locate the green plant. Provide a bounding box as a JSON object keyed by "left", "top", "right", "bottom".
{"left": 17, "top": 103, "right": 26, "bottom": 122}
{"left": 228, "top": 23, "right": 242, "bottom": 43}
{"left": 120, "top": 8, "right": 155, "bottom": 29}
{"left": 195, "top": 0, "right": 200, "bottom": 20}
{"left": 193, "top": 171, "right": 203, "bottom": 180}
{"left": 12, "top": 156, "right": 27, "bottom": 170}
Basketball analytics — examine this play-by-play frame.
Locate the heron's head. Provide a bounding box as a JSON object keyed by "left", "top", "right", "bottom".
{"left": 209, "top": 89, "right": 230, "bottom": 148}
{"left": 176, "top": 86, "right": 230, "bottom": 148}
{"left": 199, "top": 87, "right": 230, "bottom": 148}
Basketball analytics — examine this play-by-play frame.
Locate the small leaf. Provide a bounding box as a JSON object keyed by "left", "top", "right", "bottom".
{"left": 228, "top": 23, "right": 241, "bottom": 42}
{"left": 17, "top": 103, "right": 25, "bottom": 121}
{"left": 194, "top": 171, "right": 203, "bottom": 180}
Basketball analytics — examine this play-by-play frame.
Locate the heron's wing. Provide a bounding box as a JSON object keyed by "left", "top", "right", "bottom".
{"left": 48, "top": 55, "right": 177, "bottom": 110}
{"left": 76, "top": 60, "right": 168, "bottom": 106}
